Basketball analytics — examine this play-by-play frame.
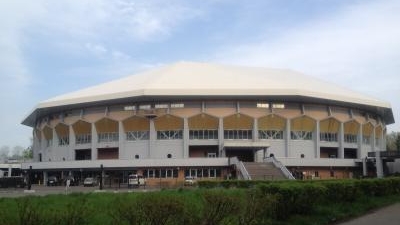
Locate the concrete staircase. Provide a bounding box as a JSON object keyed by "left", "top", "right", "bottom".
{"left": 243, "top": 162, "right": 287, "bottom": 180}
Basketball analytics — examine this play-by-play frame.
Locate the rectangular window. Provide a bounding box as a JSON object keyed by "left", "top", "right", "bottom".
{"left": 139, "top": 104, "right": 151, "bottom": 110}
{"left": 155, "top": 104, "right": 168, "bottom": 109}
{"left": 291, "top": 131, "right": 313, "bottom": 140}
{"left": 98, "top": 132, "right": 119, "bottom": 143}
{"left": 58, "top": 136, "right": 69, "bottom": 146}
{"left": 258, "top": 130, "right": 284, "bottom": 139}
{"left": 126, "top": 131, "right": 149, "bottom": 141}
{"left": 320, "top": 132, "right": 338, "bottom": 142}
{"left": 170, "top": 103, "right": 184, "bottom": 108}
{"left": 224, "top": 130, "right": 252, "bottom": 140}
{"left": 272, "top": 103, "right": 285, "bottom": 109}
{"left": 208, "top": 153, "right": 217, "bottom": 158}
{"left": 124, "top": 105, "right": 136, "bottom": 111}
{"left": 76, "top": 133, "right": 91, "bottom": 144}
{"left": 189, "top": 130, "right": 218, "bottom": 140}
{"left": 344, "top": 134, "right": 358, "bottom": 143}
{"left": 257, "top": 103, "right": 269, "bottom": 108}
{"left": 157, "top": 130, "right": 183, "bottom": 140}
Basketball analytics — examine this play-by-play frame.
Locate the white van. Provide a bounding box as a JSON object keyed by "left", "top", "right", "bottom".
{"left": 128, "top": 174, "right": 146, "bottom": 188}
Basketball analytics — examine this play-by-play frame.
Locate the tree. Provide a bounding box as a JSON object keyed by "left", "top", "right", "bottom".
{"left": 11, "top": 146, "right": 24, "bottom": 159}
{"left": 386, "top": 132, "right": 400, "bottom": 151}
{"left": 22, "top": 146, "right": 33, "bottom": 160}
{"left": 0, "top": 146, "right": 10, "bottom": 161}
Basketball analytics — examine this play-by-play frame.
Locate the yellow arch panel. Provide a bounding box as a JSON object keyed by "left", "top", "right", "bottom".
{"left": 375, "top": 126, "right": 383, "bottom": 137}
{"left": 223, "top": 113, "right": 253, "bottom": 130}
{"left": 95, "top": 118, "right": 119, "bottom": 133}
{"left": 154, "top": 114, "right": 183, "bottom": 130}
{"left": 123, "top": 116, "right": 149, "bottom": 131}
{"left": 320, "top": 118, "right": 340, "bottom": 132}
{"left": 43, "top": 126, "right": 53, "bottom": 140}
{"left": 362, "top": 122, "right": 374, "bottom": 136}
{"left": 188, "top": 113, "right": 219, "bottom": 130}
{"left": 344, "top": 120, "right": 360, "bottom": 135}
{"left": 55, "top": 123, "right": 69, "bottom": 137}
{"left": 258, "top": 114, "right": 286, "bottom": 130}
{"left": 72, "top": 120, "right": 91, "bottom": 135}
{"left": 291, "top": 116, "right": 315, "bottom": 131}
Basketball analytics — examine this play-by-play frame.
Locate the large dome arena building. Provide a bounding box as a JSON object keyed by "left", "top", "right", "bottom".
{"left": 22, "top": 62, "right": 394, "bottom": 185}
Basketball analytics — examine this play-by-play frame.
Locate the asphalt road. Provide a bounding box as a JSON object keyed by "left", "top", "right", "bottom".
{"left": 337, "top": 203, "right": 400, "bottom": 225}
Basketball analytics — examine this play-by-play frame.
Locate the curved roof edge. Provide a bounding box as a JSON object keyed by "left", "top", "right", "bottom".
{"left": 22, "top": 62, "right": 395, "bottom": 127}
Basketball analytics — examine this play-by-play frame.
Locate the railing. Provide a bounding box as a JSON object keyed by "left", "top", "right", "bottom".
{"left": 229, "top": 157, "right": 251, "bottom": 180}
{"left": 368, "top": 151, "right": 400, "bottom": 158}
{"left": 264, "top": 156, "right": 295, "bottom": 180}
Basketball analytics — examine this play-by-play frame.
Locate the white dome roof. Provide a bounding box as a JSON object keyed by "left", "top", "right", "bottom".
{"left": 23, "top": 62, "right": 394, "bottom": 126}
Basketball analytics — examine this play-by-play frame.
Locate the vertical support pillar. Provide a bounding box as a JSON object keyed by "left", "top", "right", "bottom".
{"left": 8, "top": 165, "right": 12, "bottom": 177}
{"left": 183, "top": 118, "right": 189, "bottom": 158}
{"left": 362, "top": 157, "right": 367, "bottom": 177}
{"left": 69, "top": 125, "right": 75, "bottom": 161}
{"left": 339, "top": 122, "right": 344, "bottom": 159}
{"left": 218, "top": 118, "right": 224, "bottom": 157}
{"left": 376, "top": 151, "right": 383, "bottom": 178}
{"left": 253, "top": 118, "right": 258, "bottom": 141}
{"left": 358, "top": 124, "right": 363, "bottom": 158}
{"left": 315, "top": 120, "right": 320, "bottom": 158}
{"left": 118, "top": 121, "right": 124, "bottom": 159}
{"left": 99, "top": 164, "right": 103, "bottom": 190}
{"left": 285, "top": 119, "right": 290, "bottom": 157}
{"left": 28, "top": 166, "right": 32, "bottom": 190}
{"left": 149, "top": 119, "right": 156, "bottom": 158}
{"left": 91, "top": 123, "right": 97, "bottom": 160}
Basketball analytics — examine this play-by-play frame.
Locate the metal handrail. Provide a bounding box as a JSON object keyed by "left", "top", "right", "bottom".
{"left": 265, "top": 156, "right": 295, "bottom": 180}
{"left": 230, "top": 157, "right": 251, "bottom": 180}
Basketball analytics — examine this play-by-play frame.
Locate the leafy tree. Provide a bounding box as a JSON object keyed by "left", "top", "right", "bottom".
{"left": 386, "top": 132, "right": 400, "bottom": 151}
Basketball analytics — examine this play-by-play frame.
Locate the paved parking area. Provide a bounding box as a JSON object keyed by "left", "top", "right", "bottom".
{"left": 337, "top": 203, "right": 400, "bottom": 225}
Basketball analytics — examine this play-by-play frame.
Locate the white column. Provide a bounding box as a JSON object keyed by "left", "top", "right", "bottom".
{"left": 149, "top": 119, "right": 156, "bottom": 158}
{"left": 285, "top": 119, "right": 290, "bottom": 157}
{"left": 339, "top": 122, "right": 344, "bottom": 159}
{"left": 118, "top": 121, "right": 124, "bottom": 159}
{"left": 376, "top": 150, "right": 384, "bottom": 178}
{"left": 69, "top": 125, "right": 75, "bottom": 161}
{"left": 91, "top": 123, "right": 97, "bottom": 160}
{"left": 358, "top": 124, "right": 363, "bottom": 158}
{"left": 253, "top": 118, "right": 258, "bottom": 141}
{"left": 362, "top": 157, "right": 367, "bottom": 176}
{"left": 218, "top": 118, "right": 224, "bottom": 157}
{"left": 43, "top": 171, "right": 48, "bottom": 186}
{"left": 8, "top": 165, "right": 12, "bottom": 177}
{"left": 315, "top": 120, "right": 320, "bottom": 158}
{"left": 183, "top": 117, "right": 189, "bottom": 158}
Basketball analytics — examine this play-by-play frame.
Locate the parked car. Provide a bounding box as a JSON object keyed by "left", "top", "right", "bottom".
{"left": 83, "top": 177, "right": 98, "bottom": 187}
{"left": 184, "top": 176, "right": 196, "bottom": 186}
{"left": 128, "top": 174, "right": 146, "bottom": 188}
{"left": 47, "top": 176, "right": 59, "bottom": 186}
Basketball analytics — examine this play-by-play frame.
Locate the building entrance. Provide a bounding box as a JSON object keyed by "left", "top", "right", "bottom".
{"left": 225, "top": 149, "right": 254, "bottom": 162}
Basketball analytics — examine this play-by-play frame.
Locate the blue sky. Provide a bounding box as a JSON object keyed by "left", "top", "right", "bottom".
{"left": 0, "top": 0, "right": 399, "bottom": 148}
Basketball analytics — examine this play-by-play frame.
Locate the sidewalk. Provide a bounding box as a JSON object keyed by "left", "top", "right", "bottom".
{"left": 337, "top": 203, "right": 400, "bottom": 225}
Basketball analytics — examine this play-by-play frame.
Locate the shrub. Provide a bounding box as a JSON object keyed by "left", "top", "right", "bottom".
{"left": 201, "top": 189, "right": 241, "bottom": 225}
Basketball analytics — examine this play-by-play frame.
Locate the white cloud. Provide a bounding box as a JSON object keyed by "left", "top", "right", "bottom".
{"left": 215, "top": 0, "right": 400, "bottom": 131}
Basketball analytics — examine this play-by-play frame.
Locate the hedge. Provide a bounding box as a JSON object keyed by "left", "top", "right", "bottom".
{"left": 0, "top": 178, "right": 399, "bottom": 225}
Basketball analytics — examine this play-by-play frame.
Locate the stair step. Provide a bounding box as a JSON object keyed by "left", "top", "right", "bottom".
{"left": 243, "top": 162, "right": 286, "bottom": 180}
